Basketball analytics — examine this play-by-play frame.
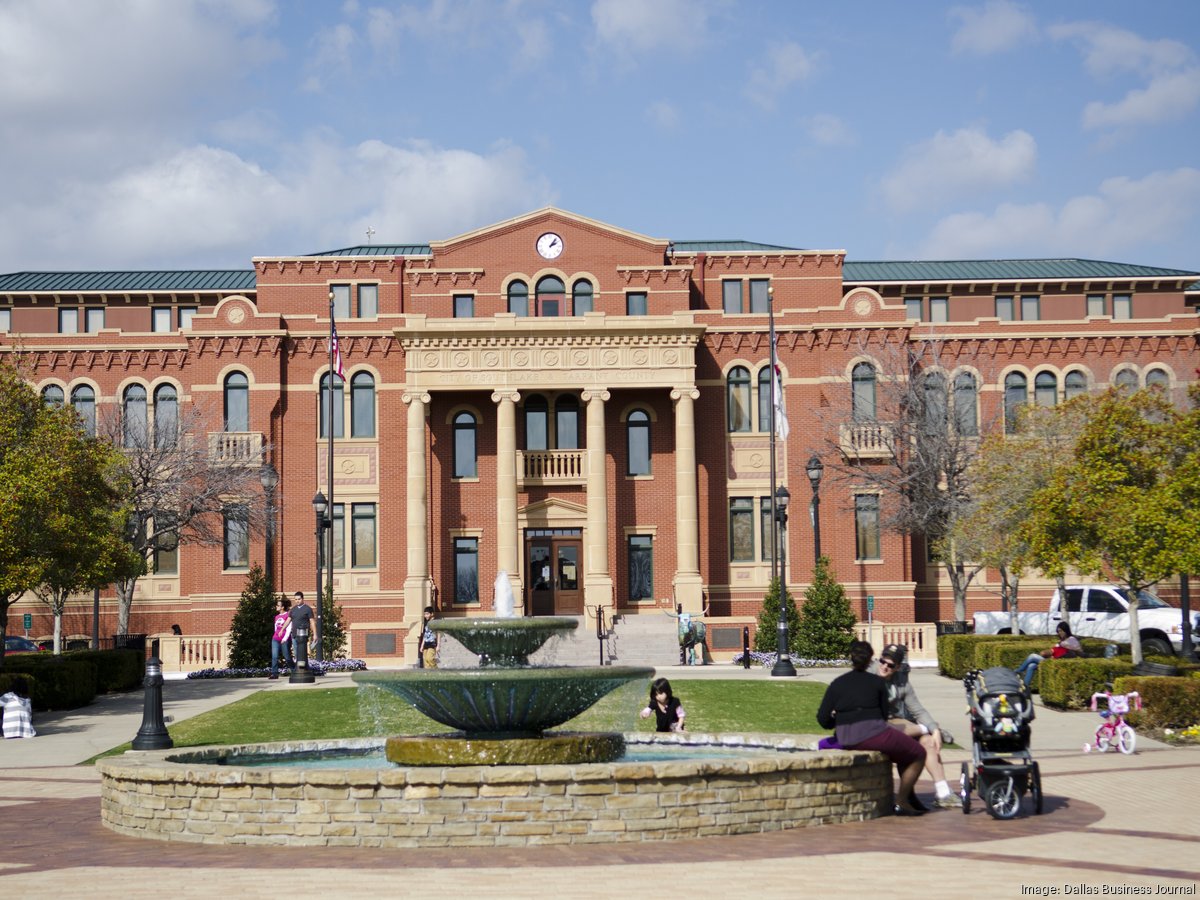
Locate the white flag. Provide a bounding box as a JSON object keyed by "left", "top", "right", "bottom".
{"left": 773, "top": 364, "right": 790, "bottom": 440}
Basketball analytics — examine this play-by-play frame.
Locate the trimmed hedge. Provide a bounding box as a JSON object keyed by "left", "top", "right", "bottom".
{"left": 65, "top": 649, "right": 143, "bottom": 694}
{"left": 0, "top": 654, "right": 96, "bottom": 710}
{"left": 1113, "top": 675, "right": 1200, "bottom": 730}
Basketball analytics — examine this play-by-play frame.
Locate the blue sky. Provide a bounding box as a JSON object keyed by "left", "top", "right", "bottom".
{"left": 2, "top": 0, "right": 1198, "bottom": 273}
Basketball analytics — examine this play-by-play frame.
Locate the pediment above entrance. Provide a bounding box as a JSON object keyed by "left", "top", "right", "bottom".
{"left": 521, "top": 497, "right": 587, "bottom": 527}
{"left": 429, "top": 207, "right": 669, "bottom": 261}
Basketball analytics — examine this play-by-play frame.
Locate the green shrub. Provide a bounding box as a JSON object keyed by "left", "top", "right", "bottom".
{"left": 66, "top": 649, "right": 142, "bottom": 693}
{"left": 754, "top": 577, "right": 801, "bottom": 655}
{"left": 228, "top": 564, "right": 277, "bottom": 669}
{"left": 1112, "top": 675, "right": 1200, "bottom": 730}
{"left": 793, "top": 557, "right": 856, "bottom": 661}
{"left": 1038, "top": 658, "right": 1136, "bottom": 709}
{"left": 937, "top": 634, "right": 1031, "bottom": 679}
{"left": 0, "top": 655, "right": 96, "bottom": 710}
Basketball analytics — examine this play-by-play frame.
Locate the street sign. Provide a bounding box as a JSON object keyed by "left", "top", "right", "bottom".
{"left": 23, "top": 613, "right": 32, "bottom": 630}
{"left": 866, "top": 595, "right": 874, "bottom": 612}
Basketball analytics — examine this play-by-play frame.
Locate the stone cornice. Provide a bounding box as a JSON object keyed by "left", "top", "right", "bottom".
{"left": 254, "top": 257, "right": 404, "bottom": 277}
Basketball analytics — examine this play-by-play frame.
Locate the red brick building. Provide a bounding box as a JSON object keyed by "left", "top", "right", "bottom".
{"left": 3, "top": 208, "right": 1197, "bottom": 662}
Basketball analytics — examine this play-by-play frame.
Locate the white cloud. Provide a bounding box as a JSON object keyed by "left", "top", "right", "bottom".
{"left": 949, "top": 0, "right": 1037, "bottom": 56}
{"left": 802, "top": 114, "right": 855, "bottom": 148}
{"left": 1050, "top": 22, "right": 1200, "bottom": 129}
{"left": 916, "top": 168, "right": 1200, "bottom": 261}
{"left": 590, "top": 0, "right": 709, "bottom": 56}
{"left": 745, "top": 41, "right": 818, "bottom": 110}
{"left": 646, "top": 101, "right": 681, "bottom": 130}
{"left": 0, "top": 138, "right": 556, "bottom": 269}
{"left": 881, "top": 128, "right": 1037, "bottom": 213}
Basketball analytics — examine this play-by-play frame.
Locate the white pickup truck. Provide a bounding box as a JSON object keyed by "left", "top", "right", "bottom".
{"left": 973, "top": 584, "right": 1196, "bottom": 657}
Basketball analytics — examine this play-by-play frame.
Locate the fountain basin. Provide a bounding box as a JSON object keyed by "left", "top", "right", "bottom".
{"left": 98, "top": 733, "right": 893, "bottom": 847}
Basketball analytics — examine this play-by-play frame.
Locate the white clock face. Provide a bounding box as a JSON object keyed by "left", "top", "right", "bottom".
{"left": 536, "top": 232, "right": 563, "bottom": 259}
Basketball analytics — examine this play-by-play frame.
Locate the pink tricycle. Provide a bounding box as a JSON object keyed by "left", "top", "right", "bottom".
{"left": 1087, "top": 689, "right": 1141, "bottom": 755}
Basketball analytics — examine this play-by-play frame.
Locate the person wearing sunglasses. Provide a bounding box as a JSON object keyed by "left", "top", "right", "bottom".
{"left": 816, "top": 640, "right": 927, "bottom": 816}
{"left": 875, "top": 643, "right": 957, "bottom": 810}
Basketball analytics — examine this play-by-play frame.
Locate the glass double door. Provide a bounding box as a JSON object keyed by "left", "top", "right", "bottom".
{"left": 527, "top": 534, "right": 582, "bottom": 616}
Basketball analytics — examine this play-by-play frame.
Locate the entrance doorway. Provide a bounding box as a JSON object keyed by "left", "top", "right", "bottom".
{"left": 526, "top": 529, "right": 583, "bottom": 615}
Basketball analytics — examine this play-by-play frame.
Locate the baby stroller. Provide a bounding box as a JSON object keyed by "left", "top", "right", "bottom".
{"left": 960, "top": 667, "right": 1042, "bottom": 819}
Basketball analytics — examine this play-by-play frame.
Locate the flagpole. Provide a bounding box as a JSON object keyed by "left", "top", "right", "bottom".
{"left": 321, "top": 292, "right": 335, "bottom": 662}
{"left": 769, "top": 285, "right": 796, "bottom": 677}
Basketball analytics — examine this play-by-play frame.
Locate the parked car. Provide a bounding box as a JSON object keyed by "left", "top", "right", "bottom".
{"left": 4, "top": 635, "right": 44, "bottom": 655}
{"left": 974, "top": 584, "right": 1196, "bottom": 657}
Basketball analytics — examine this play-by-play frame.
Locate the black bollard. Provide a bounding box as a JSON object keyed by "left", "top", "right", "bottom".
{"left": 131, "top": 656, "right": 173, "bottom": 750}
{"left": 289, "top": 627, "right": 315, "bottom": 684}
{"left": 742, "top": 626, "right": 751, "bottom": 669}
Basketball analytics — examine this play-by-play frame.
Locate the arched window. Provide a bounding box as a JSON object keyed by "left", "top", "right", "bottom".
{"left": 1145, "top": 369, "right": 1170, "bottom": 391}
{"left": 453, "top": 411, "right": 477, "bottom": 478}
{"left": 726, "top": 366, "right": 751, "bottom": 432}
{"left": 154, "top": 385, "right": 178, "bottom": 448}
{"left": 224, "top": 372, "right": 249, "bottom": 432}
{"left": 41, "top": 385, "right": 64, "bottom": 408}
{"left": 350, "top": 372, "right": 375, "bottom": 438}
{"left": 757, "top": 367, "right": 773, "bottom": 432}
{"left": 71, "top": 385, "right": 96, "bottom": 437}
{"left": 319, "top": 374, "right": 344, "bottom": 438}
{"left": 1004, "top": 373, "right": 1027, "bottom": 433}
{"left": 123, "top": 384, "right": 148, "bottom": 447}
{"left": 1064, "top": 370, "right": 1088, "bottom": 400}
{"left": 572, "top": 279, "right": 593, "bottom": 316}
{"left": 1034, "top": 372, "right": 1058, "bottom": 407}
{"left": 923, "top": 372, "right": 947, "bottom": 433}
{"left": 554, "top": 395, "right": 579, "bottom": 449}
{"left": 627, "top": 409, "right": 650, "bottom": 476}
{"left": 536, "top": 276, "right": 565, "bottom": 317}
{"left": 1114, "top": 369, "right": 1138, "bottom": 393}
{"left": 508, "top": 280, "right": 529, "bottom": 317}
{"left": 852, "top": 363, "right": 876, "bottom": 422}
{"left": 524, "top": 394, "right": 548, "bottom": 450}
{"left": 953, "top": 373, "right": 978, "bottom": 436}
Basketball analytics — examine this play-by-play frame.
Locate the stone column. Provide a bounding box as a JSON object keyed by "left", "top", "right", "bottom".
{"left": 403, "top": 392, "right": 432, "bottom": 660}
{"left": 582, "top": 388, "right": 614, "bottom": 611}
{"left": 492, "top": 390, "right": 523, "bottom": 611}
{"left": 671, "top": 387, "right": 704, "bottom": 613}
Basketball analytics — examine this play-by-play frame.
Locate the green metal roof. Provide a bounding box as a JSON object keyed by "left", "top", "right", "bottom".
{"left": 307, "top": 244, "right": 431, "bottom": 257}
{"left": 1187, "top": 280, "right": 1200, "bottom": 292}
{"left": 842, "top": 258, "right": 1199, "bottom": 283}
{"left": 0, "top": 270, "right": 257, "bottom": 293}
{"left": 671, "top": 240, "right": 803, "bottom": 253}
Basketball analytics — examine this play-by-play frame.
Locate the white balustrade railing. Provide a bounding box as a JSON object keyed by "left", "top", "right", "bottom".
{"left": 853, "top": 622, "right": 938, "bottom": 661}
{"left": 517, "top": 449, "right": 586, "bottom": 485}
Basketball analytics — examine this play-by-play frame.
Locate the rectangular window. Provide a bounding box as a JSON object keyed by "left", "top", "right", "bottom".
{"left": 627, "top": 535, "right": 653, "bottom": 601}
{"left": 84, "top": 307, "right": 105, "bottom": 332}
{"left": 1086, "top": 294, "right": 1106, "bottom": 317}
{"left": 905, "top": 297, "right": 923, "bottom": 321}
{"left": 995, "top": 296, "right": 1014, "bottom": 321}
{"left": 59, "top": 308, "right": 79, "bottom": 334}
{"left": 929, "top": 296, "right": 949, "bottom": 323}
{"left": 151, "top": 307, "right": 172, "bottom": 332}
{"left": 357, "top": 284, "right": 378, "bottom": 318}
{"left": 454, "top": 537, "right": 479, "bottom": 604}
{"left": 179, "top": 307, "right": 197, "bottom": 329}
{"left": 722, "top": 280, "right": 743, "bottom": 314}
{"left": 749, "top": 279, "right": 770, "bottom": 314}
{"left": 854, "top": 495, "right": 881, "bottom": 561}
{"left": 152, "top": 514, "right": 178, "bottom": 575}
{"left": 760, "top": 496, "right": 775, "bottom": 562}
{"left": 223, "top": 505, "right": 249, "bottom": 569}
{"left": 0, "top": 309, "right": 10, "bottom": 332}
{"left": 330, "top": 284, "right": 352, "bottom": 319}
{"left": 730, "top": 497, "right": 755, "bottom": 562}
{"left": 1113, "top": 294, "right": 1132, "bottom": 319}
{"left": 453, "top": 294, "right": 474, "bottom": 318}
{"left": 626, "top": 291, "right": 647, "bottom": 316}
{"left": 351, "top": 503, "right": 377, "bottom": 568}
{"left": 1020, "top": 295, "right": 1040, "bottom": 321}
{"left": 320, "top": 504, "right": 346, "bottom": 568}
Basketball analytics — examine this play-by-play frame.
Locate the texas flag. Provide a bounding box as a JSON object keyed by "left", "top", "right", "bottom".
{"left": 330, "top": 324, "right": 345, "bottom": 381}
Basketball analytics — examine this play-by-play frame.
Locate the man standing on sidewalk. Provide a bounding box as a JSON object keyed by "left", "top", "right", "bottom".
{"left": 289, "top": 592, "right": 315, "bottom": 663}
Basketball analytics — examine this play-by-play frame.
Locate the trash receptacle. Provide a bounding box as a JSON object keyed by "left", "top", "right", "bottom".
{"left": 935, "top": 621, "right": 969, "bottom": 636}
{"left": 114, "top": 633, "right": 148, "bottom": 651}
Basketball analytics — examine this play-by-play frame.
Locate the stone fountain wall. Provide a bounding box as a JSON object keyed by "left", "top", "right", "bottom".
{"left": 98, "top": 734, "right": 892, "bottom": 848}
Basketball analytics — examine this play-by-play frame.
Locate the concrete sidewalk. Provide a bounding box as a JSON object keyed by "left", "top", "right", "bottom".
{"left": 1, "top": 663, "right": 1197, "bottom": 899}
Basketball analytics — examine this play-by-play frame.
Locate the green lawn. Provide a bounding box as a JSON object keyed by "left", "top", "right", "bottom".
{"left": 92, "top": 678, "right": 828, "bottom": 761}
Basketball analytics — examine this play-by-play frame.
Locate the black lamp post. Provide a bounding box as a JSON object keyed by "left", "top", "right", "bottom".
{"left": 312, "top": 491, "right": 330, "bottom": 663}
{"left": 770, "top": 484, "right": 796, "bottom": 677}
{"left": 806, "top": 455, "right": 824, "bottom": 562}
{"left": 260, "top": 463, "right": 278, "bottom": 586}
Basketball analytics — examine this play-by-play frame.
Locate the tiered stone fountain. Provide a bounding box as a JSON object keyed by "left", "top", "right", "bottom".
{"left": 98, "top": 613, "right": 892, "bottom": 847}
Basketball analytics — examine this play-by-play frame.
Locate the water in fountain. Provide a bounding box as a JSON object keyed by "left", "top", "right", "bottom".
{"left": 352, "top": 615, "right": 654, "bottom": 765}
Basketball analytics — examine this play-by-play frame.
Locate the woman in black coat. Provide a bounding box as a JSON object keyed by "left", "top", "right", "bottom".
{"left": 817, "top": 640, "right": 927, "bottom": 816}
